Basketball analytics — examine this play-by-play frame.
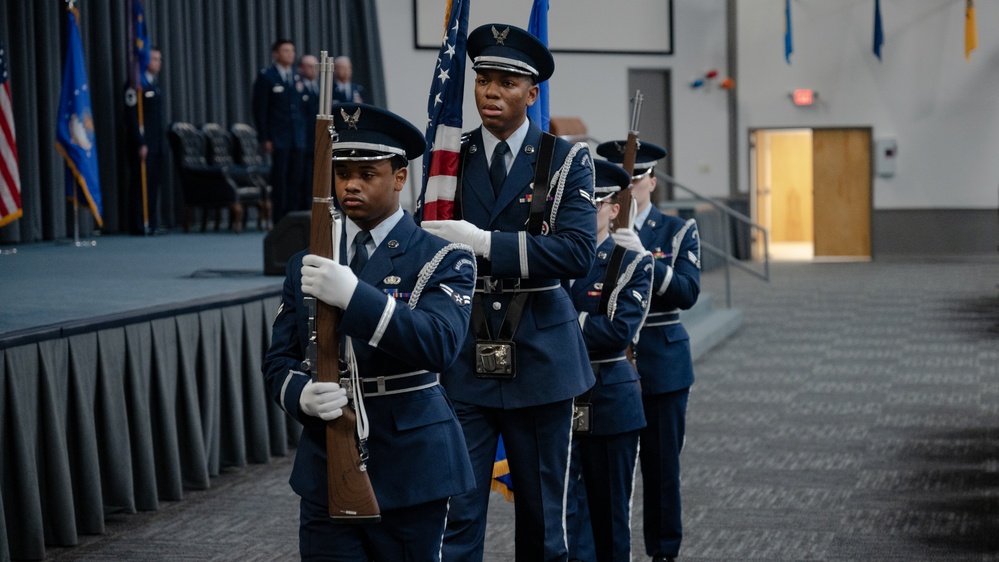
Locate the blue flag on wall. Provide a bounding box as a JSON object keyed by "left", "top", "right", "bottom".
{"left": 526, "top": 0, "right": 550, "bottom": 132}
{"left": 873, "top": 0, "right": 884, "bottom": 60}
{"left": 784, "top": 0, "right": 793, "bottom": 64}
{"left": 56, "top": 6, "right": 103, "bottom": 227}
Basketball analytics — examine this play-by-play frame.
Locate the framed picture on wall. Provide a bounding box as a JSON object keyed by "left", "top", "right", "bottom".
{"left": 412, "top": 0, "right": 674, "bottom": 55}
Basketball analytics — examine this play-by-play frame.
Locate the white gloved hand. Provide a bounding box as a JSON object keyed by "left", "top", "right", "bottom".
{"left": 422, "top": 220, "right": 491, "bottom": 258}
{"left": 301, "top": 254, "right": 359, "bottom": 309}
{"left": 612, "top": 228, "right": 646, "bottom": 253}
{"left": 299, "top": 380, "right": 349, "bottom": 420}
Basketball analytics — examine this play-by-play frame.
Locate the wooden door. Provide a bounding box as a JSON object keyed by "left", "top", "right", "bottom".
{"left": 812, "top": 129, "right": 872, "bottom": 258}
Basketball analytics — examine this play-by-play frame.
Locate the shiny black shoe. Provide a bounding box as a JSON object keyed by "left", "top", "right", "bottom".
{"left": 652, "top": 555, "right": 676, "bottom": 562}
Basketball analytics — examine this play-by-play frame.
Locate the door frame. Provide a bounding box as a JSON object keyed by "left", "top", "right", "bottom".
{"left": 748, "top": 126, "right": 873, "bottom": 261}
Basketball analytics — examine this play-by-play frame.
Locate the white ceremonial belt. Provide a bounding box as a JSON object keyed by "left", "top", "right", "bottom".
{"left": 345, "top": 370, "right": 440, "bottom": 397}
{"left": 589, "top": 355, "right": 627, "bottom": 364}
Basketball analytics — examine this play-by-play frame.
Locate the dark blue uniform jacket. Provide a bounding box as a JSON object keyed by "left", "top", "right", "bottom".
{"left": 635, "top": 206, "right": 701, "bottom": 394}
{"left": 571, "top": 236, "right": 652, "bottom": 435}
{"left": 438, "top": 121, "right": 597, "bottom": 409}
{"left": 262, "top": 214, "right": 476, "bottom": 511}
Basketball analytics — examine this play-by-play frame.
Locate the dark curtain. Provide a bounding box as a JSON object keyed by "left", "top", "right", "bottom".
{"left": 0, "top": 0, "right": 384, "bottom": 244}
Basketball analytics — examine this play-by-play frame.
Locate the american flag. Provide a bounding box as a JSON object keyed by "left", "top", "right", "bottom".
{"left": 0, "top": 38, "right": 23, "bottom": 227}
{"left": 419, "top": 0, "right": 469, "bottom": 221}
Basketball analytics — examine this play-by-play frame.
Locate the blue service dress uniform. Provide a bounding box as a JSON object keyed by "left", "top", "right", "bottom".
{"left": 438, "top": 121, "right": 597, "bottom": 561}
{"left": 124, "top": 75, "right": 164, "bottom": 234}
{"left": 251, "top": 65, "right": 306, "bottom": 223}
{"left": 332, "top": 81, "right": 366, "bottom": 104}
{"left": 299, "top": 79, "right": 320, "bottom": 210}
{"left": 262, "top": 214, "right": 476, "bottom": 560}
{"left": 565, "top": 235, "right": 653, "bottom": 562}
{"left": 634, "top": 205, "right": 701, "bottom": 559}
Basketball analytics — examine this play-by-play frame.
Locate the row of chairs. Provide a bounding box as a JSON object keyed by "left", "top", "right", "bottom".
{"left": 166, "top": 122, "right": 273, "bottom": 233}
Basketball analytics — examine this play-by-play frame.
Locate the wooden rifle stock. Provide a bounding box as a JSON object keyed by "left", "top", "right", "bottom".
{"left": 307, "top": 51, "right": 380, "bottom": 523}
{"left": 611, "top": 90, "right": 644, "bottom": 231}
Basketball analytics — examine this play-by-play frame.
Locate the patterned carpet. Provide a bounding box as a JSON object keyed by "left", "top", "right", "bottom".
{"left": 45, "top": 255, "right": 999, "bottom": 561}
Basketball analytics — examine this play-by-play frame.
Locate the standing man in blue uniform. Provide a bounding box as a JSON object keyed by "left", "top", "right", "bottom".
{"left": 252, "top": 39, "right": 306, "bottom": 224}
{"left": 422, "top": 23, "right": 597, "bottom": 561}
{"left": 262, "top": 103, "right": 476, "bottom": 561}
{"left": 298, "top": 54, "right": 320, "bottom": 210}
{"left": 331, "top": 56, "right": 365, "bottom": 104}
{"left": 124, "top": 47, "right": 164, "bottom": 235}
{"left": 597, "top": 141, "right": 701, "bottom": 562}
{"left": 565, "top": 160, "right": 652, "bottom": 562}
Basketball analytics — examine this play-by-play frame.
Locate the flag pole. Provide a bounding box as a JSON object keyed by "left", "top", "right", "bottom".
{"left": 138, "top": 93, "right": 148, "bottom": 233}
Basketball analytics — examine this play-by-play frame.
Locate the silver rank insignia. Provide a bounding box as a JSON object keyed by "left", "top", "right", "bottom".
{"left": 594, "top": 282, "right": 604, "bottom": 290}
{"left": 597, "top": 251, "right": 607, "bottom": 259}
{"left": 440, "top": 283, "right": 471, "bottom": 306}
{"left": 492, "top": 26, "right": 510, "bottom": 45}
{"left": 341, "top": 107, "right": 361, "bottom": 129}
{"left": 387, "top": 240, "right": 399, "bottom": 249}
{"left": 648, "top": 219, "right": 656, "bottom": 228}
{"left": 383, "top": 275, "right": 401, "bottom": 285}
{"left": 525, "top": 145, "right": 535, "bottom": 154}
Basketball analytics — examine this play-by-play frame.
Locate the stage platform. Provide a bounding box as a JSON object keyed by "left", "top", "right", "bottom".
{"left": 1, "top": 231, "right": 283, "bottom": 344}
{"left": 0, "top": 231, "right": 298, "bottom": 561}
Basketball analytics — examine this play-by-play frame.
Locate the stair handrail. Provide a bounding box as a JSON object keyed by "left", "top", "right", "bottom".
{"left": 560, "top": 134, "right": 770, "bottom": 308}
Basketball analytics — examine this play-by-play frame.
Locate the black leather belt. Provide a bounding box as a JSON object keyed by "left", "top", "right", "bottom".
{"left": 356, "top": 370, "right": 439, "bottom": 397}
{"left": 474, "top": 277, "right": 560, "bottom": 294}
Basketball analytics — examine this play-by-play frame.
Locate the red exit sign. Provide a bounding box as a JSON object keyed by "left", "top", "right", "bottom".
{"left": 792, "top": 89, "right": 815, "bottom": 106}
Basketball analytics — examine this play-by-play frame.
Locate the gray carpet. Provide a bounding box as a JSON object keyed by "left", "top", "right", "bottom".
{"left": 44, "top": 255, "right": 999, "bottom": 561}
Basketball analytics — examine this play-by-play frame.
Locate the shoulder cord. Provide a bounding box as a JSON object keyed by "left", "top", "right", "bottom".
{"left": 546, "top": 142, "right": 588, "bottom": 233}
{"left": 671, "top": 218, "right": 697, "bottom": 268}
{"left": 408, "top": 242, "right": 475, "bottom": 309}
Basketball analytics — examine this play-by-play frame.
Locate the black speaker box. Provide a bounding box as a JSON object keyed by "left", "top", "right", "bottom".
{"left": 263, "top": 211, "right": 311, "bottom": 276}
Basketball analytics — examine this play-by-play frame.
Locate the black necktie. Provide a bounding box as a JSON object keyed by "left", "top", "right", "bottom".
{"left": 490, "top": 141, "right": 509, "bottom": 196}
{"left": 350, "top": 231, "right": 371, "bottom": 274}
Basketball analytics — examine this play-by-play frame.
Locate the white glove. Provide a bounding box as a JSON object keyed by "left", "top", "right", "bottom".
{"left": 301, "top": 253, "right": 359, "bottom": 309}
{"left": 299, "top": 380, "right": 348, "bottom": 420}
{"left": 422, "top": 220, "right": 491, "bottom": 258}
{"left": 612, "top": 228, "right": 646, "bottom": 253}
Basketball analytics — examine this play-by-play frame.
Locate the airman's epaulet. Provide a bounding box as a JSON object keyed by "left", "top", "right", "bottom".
{"left": 460, "top": 132, "right": 472, "bottom": 145}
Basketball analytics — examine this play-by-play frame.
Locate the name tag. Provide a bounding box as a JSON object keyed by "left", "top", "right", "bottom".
{"left": 272, "top": 85, "right": 284, "bottom": 93}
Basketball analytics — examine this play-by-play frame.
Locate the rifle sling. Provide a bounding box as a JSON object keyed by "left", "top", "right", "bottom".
{"left": 596, "top": 244, "right": 629, "bottom": 317}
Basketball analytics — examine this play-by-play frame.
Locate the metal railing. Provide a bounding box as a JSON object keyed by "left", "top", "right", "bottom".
{"left": 564, "top": 134, "right": 771, "bottom": 308}
{"left": 655, "top": 169, "right": 770, "bottom": 309}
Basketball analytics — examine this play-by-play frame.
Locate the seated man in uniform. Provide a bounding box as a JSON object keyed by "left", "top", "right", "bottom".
{"left": 262, "top": 103, "right": 476, "bottom": 561}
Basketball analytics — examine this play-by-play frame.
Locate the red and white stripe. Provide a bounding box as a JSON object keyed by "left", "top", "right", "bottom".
{"left": 422, "top": 124, "right": 462, "bottom": 221}
{"left": 0, "top": 78, "right": 23, "bottom": 227}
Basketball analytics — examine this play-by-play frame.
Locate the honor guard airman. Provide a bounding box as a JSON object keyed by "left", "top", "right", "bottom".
{"left": 565, "top": 160, "right": 653, "bottom": 562}
{"left": 421, "top": 23, "right": 598, "bottom": 562}
{"left": 263, "top": 103, "right": 476, "bottom": 561}
{"left": 597, "top": 140, "right": 701, "bottom": 562}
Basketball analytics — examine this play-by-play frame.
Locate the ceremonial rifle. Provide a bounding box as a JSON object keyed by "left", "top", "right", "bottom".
{"left": 611, "top": 90, "right": 644, "bottom": 231}
{"left": 302, "top": 51, "right": 380, "bottom": 523}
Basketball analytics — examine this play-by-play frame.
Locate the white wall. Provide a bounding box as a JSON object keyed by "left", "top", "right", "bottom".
{"left": 375, "top": 0, "right": 731, "bottom": 205}
{"left": 738, "top": 0, "right": 999, "bottom": 209}
{"left": 376, "top": 0, "right": 999, "bottom": 211}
